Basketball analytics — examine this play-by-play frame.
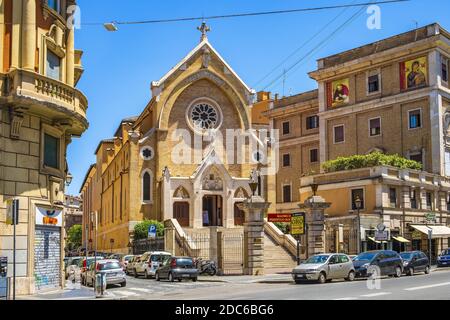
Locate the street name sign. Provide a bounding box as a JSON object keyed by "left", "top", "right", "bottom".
{"left": 268, "top": 214, "right": 291, "bottom": 223}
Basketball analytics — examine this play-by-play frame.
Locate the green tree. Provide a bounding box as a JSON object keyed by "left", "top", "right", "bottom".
{"left": 133, "top": 220, "right": 164, "bottom": 240}
{"left": 67, "top": 224, "right": 82, "bottom": 249}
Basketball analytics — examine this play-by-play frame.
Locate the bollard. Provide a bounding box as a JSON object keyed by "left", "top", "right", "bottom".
{"left": 95, "top": 273, "right": 107, "bottom": 298}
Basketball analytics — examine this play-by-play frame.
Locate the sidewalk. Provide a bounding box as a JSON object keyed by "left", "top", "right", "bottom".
{"left": 18, "top": 280, "right": 113, "bottom": 300}
{"left": 198, "top": 273, "right": 293, "bottom": 284}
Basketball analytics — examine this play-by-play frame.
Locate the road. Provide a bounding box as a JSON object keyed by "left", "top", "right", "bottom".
{"left": 104, "top": 269, "right": 450, "bottom": 300}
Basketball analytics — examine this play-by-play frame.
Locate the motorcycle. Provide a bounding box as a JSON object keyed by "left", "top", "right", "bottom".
{"left": 195, "top": 258, "right": 217, "bottom": 276}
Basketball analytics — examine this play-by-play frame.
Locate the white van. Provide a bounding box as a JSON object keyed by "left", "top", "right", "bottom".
{"left": 135, "top": 251, "right": 172, "bottom": 279}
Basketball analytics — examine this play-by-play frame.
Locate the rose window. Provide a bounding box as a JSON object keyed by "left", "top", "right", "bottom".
{"left": 190, "top": 103, "right": 219, "bottom": 130}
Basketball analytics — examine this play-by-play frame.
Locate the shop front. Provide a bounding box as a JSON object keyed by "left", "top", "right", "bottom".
{"left": 34, "top": 206, "right": 63, "bottom": 292}
{"left": 409, "top": 225, "right": 450, "bottom": 263}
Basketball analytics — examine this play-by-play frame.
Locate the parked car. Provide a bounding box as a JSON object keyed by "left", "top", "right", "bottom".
{"left": 353, "top": 250, "right": 403, "bottom": 278}
{"left": 109, "top": 253, "right": 125, "bottom": 261}
{"left": 400, "top": 251, "right": 430, "bottom": 275}
{"left": 292, "top": 253, "right": 355, "bottom": 284}
{"left": 134, "top": 251, "right": 172, "bottom": 278}
{"left": 120, "top": 255, "right": 134, "bottom": 271}
{"left": 65, "top": 256, "right": 83, "bottom": 279}
{"left": 437, "top": 249, "right": 450, "bottom": 267}
{"left": 126, "top": 255, "right": 141, "bottom": 275}
{"left": 85, "top": 259, "right": 126, "bottom": 288}
{"left": 133, "top": 252, "right": 151, "bottom": 277}
{"left": 155, "top": 257, "right": 198, "bottom": 282}
{"left": 78, "top": 256, "right": 104, "bottom": 285}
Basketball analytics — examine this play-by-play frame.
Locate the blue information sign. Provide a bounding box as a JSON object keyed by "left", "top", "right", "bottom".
{"left": 148, "top": 225, "right": 157, "bottom": 239}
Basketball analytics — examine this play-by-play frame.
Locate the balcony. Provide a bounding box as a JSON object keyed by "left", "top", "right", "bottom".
{"left": 0, "top": 69, "right": 88, "bottom": 135}
{"left": 74, "top": 50, "right": 85, "bottom": 86}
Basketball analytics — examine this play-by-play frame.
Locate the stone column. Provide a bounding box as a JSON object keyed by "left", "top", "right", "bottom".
{"left": 299, "top": 195, "right": 331, "bottom": 257}
{"left": 66, "top": 26, "right": 75, "bottom": 86}
{"left": 22, "top": 0, "right": 36, "bottom": 71}
{"left": 238, "top": 196, "right": 270, "bottom": 276}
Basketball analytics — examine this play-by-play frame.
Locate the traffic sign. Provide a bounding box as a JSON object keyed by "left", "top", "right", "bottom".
{"left": 6, "top": 199, "right": 19, "bottom": 226}
{"left": 375, "top": 230, "right": 389, "bottom": 241}
{"left": 148, "top": 225, "right": 157, "bottom": 239}
{"left": 291, "top": 212, "right": 306, "bottom": 236}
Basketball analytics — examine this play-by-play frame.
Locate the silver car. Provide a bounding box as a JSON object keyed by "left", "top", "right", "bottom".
{"left": 85, "top": 259, "right": 126, "bottom": 288}
{"left": 292, "top": 253, "right": 355, "bottom": 284}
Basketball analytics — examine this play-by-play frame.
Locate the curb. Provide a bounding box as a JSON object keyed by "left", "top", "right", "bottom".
{"left": 255, "top": 280, "right": 293, "bottom": 284}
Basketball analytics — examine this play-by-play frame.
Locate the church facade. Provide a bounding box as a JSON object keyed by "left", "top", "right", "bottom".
{"left": 81, "top": 26, "right": 271, "bottom": 252}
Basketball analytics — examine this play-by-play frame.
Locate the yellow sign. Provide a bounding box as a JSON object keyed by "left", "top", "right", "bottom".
{"left": 291, "top": 213, "right": 305, "bottom": 236}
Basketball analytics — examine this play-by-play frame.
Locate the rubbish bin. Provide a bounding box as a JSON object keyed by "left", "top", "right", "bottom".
{"left": 95, "top": 273, "right": 107, "bottom": 298}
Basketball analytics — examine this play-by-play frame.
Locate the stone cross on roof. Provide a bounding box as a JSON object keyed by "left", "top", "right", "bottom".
{"left": 197, "top": 21, "right": 210, "bottom": 42}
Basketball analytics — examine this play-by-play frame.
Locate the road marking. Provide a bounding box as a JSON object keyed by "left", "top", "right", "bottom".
{"left": 128, "top": 288, "right": 152, "bottom": 293}
{"left": 404, "top": 282, "right": 450, "bottom": 291}
{"left": 360, "top": 292, "right": 391, "bottom": 298}
{"left": 334, "top": 297, "right": 359, "bottom": 300}
{"left": 113, "top": 290, "right": 138, "bottom": 296}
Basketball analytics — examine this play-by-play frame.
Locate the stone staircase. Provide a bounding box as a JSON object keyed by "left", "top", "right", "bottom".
{"left": 264, "top": 233, "right": 298, "bottom": 274}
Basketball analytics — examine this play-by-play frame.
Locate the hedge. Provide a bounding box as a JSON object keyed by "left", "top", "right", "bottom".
{"left": 133, "top": 220, "right": 165, "bottom": 240}
{"left": 322, "top": 152, "right": 422, "bottom": 173}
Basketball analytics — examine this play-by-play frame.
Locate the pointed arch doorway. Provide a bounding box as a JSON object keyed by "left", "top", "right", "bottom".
{"left": 202, "top": 195, "right": 223, "bottom": 227}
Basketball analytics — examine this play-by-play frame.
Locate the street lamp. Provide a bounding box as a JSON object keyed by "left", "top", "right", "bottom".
{"left": 248, "top": 169, "right": 259, "bottom": 197}
{"left": 65, "top": 172, "right": 73, "bottom": 186}
{"left": 354, "top": 196, "right": 362, "bottom": 254}
{"left": 104, "top": 22, "right": 118, "bottom": 32}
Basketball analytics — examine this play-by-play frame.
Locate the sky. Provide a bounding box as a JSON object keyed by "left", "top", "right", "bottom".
{"left": 68, "top": 0, "right": 450, "bottom": 194}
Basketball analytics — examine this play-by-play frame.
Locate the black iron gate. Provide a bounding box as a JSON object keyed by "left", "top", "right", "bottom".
{"left": 132, "top": 237, "right": 165, "bottom": 254}
{"left": 177, "top": 233, "right": 211, "bottom": 259}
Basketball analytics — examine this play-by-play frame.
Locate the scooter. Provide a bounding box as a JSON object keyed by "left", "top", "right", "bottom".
{"left": 195, "top": 258, "right": 217, "bottom": 276}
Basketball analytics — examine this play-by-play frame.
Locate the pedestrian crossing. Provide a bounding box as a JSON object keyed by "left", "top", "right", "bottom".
{"left": 108, "top": 281, "right": 222, "bottom": 299}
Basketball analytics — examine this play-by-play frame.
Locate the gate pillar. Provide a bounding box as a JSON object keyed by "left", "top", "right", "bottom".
{"left": 238, "top": 195, "right": 270, "bottom": 276}
{"left": 299, "top": 193, "right": 331, "bottom": 258}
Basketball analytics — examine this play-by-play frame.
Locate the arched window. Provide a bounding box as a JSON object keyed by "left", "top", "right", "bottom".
{"left": 142, "top": 170, "right": 152, "bottom": 203}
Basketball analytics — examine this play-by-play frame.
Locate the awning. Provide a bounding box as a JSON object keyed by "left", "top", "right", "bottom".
{"left": 393, "top": 236, "right": 410, "bottom": 243}
{"left": 410, "top": 225, "right": 450, "bottom": 239}
{"left": 367, "top": 237, "right": 381, "bottom": 244}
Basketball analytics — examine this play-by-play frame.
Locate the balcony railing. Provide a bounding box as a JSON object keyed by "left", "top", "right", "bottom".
{"left": 1, "top": 69, "right": 88, "bottom": 127}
